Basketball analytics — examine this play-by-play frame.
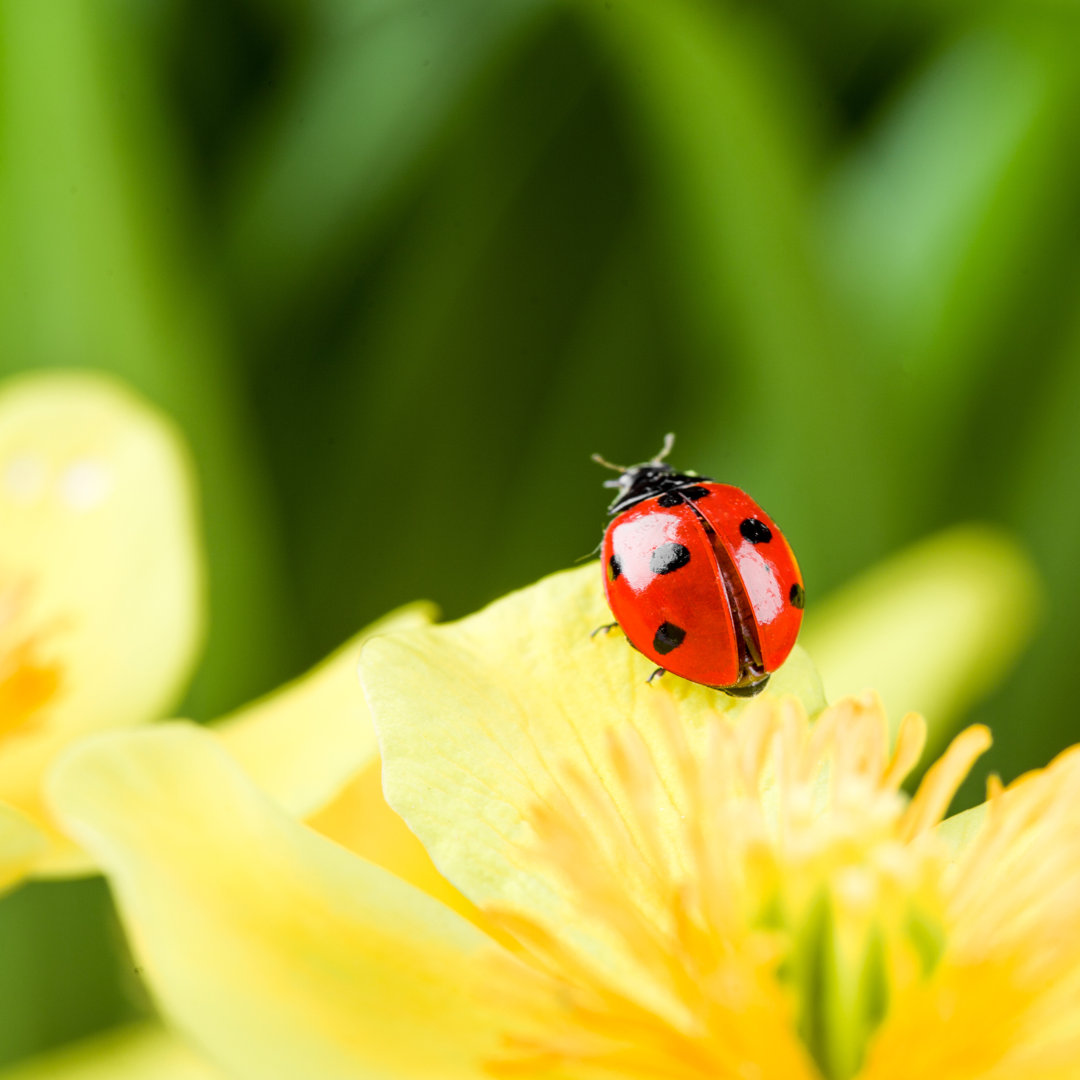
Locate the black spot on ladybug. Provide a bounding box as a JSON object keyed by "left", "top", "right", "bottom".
{"left": 740, "top": 518, "right": 772, "bottom": 544}
{"left": 657, "top": 492, "right": 682, "bottom": 508}
{"left": 607, "top": 553, "right": 622, "bottom": 581}
{"left": 649, "top": 542, "right": 691, "bottom": 576}
{"left": 684, "top": 486, "right": 711, "bottom": 500}
{"left": 789, "top": 582, "right": 805, "bottom": 609}
{"left": 653, "top": 621, "right": 686, "bottom": 655}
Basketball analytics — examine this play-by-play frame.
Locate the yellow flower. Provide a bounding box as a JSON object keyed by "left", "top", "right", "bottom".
{"left": 45, "top": 559, "right": 1073, "bottom": 1080}
{"left": 0, "top": 370, "right": 203, "bottom": 888}
{"left": 0, "top": 368, "right": 450, "bottom": 902}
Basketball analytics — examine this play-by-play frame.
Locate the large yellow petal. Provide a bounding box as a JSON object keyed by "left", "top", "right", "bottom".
{"left": 214, "top": 601, "right": 473, "bottom": 922}
{"left": 214, "top": 602, "right": 436, "bottom": 819}
{"left": 802, "top": 525, "right": 1039, "bottom": 750}
{"left": 0, "top": 372, "right": 203, "bottom": 875}
{"left": 361, "top": 562, "right": 824, "bottom": 924}
{"left": 48, "top": 724, "right": 508, "bottom": 1080}
{"left": 0, "top": 1024, "right": 222, "bottom": 1080}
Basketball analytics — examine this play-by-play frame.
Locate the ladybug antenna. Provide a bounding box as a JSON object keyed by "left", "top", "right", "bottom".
{"left": 591, "top": 451, "right": 627, "bottom": 473}
{"left": 652, "top": 432, "right": 676, "bottom": 464}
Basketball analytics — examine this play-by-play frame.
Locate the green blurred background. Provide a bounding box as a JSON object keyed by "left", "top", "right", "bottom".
{"left": 1, "top": 0, "right": 1079, "bottom": 1066}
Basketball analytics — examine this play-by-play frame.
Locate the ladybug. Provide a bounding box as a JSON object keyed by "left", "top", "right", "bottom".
{"left": 594, "top": 435, "right": 804, "bottom": 696}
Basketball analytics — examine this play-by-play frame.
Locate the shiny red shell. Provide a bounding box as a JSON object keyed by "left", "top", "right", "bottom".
{"left": 600, "top": 482, "right": 803, "bottom": 691}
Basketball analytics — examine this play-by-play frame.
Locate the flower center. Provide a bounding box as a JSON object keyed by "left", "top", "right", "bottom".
{"left": 487, "top": 694, "right": 990, "bottom": 1080}
{"left": 0, "top": 581, "right": 62, "bottom": 743}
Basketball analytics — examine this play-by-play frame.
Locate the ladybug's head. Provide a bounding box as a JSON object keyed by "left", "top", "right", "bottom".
{"left": 593, "top": 435, "right": 711, "bottom": 515}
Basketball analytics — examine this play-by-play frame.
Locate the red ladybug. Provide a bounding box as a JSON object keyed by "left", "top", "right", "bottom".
{"left": 595, "top": 435, "right": 804, "bottom": 696}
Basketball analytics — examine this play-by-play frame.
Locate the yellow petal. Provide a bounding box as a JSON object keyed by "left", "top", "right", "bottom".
{"left": 0, "top": 1024, "right": 222, "bottom": 1080}
{"left": 48, "top": 724, "right": 507, "bottom": 1080}
{"left": 0, "top": 799, "right": 47, "bottom": 894}
{"left": 215, "top": 602, "right": 436, "bottom": 819}
{"left": 0, "top": 372, "right": 203, "bottom": 874}
{"left": 802, "top": 525, "right": 1038, "bottom": 750}
{"left": 361, "top": 562, "right": 824, "bottom": 920}
{"left": 205, "top": 603, "right": 477, "bottom": 926}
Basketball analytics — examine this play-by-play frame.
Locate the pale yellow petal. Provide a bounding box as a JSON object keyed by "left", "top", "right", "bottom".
{"left": 802, "top": 525, "right": 1038, "bottom": 750}
{"left": 0, "top": 371, "right": 203, "bottom": 870}
{"left": 935, "top": 800, "right": 989, "bottom": 860}
{"left": 210, "top": 602, "right": 476, "bottom": 925}
{"left": 215, "top": 601, "right": 436, "bottom": 818}
{"left": 48, "top": 724, "right": 508, "bottom": 1080}
{"left": 0, "top": 1024, "right": 222, "bottom": 1080}
{"left": 0, "top": 799, "right": 46, "bottom": 894}
{"left": 361, "top": 562, "right": 824, "bottom": 924}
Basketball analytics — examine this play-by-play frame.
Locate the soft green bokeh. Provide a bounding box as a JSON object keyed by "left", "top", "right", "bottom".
{"left": 1, "top": 0, "right": 1077, "bottom": 1067}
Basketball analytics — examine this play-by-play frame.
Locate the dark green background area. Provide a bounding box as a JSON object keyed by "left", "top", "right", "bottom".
{"left": 2, "top": 0, "right": 1080, "bottom": 1065}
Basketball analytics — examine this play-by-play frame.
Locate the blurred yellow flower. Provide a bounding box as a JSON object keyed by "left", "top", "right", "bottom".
{"left": 0, "top": 368, "right": 449, "bottom": 899}
{"left": 0, "top": 370, "right": 203, "bottom": 888}
{"left": 44, "top": 562, "right": 1075, "bottom": 1080}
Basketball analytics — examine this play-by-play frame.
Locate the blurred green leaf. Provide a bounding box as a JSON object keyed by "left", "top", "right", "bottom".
{"left": 258, "top": 19, "right": 645, "bottom": 641}
{"left": 822, "top": 15, "right": 1080, "bottom": 465}
{"left": 982, "top": 294, "right": 1080, "bottom": 778}
{"left": 226, "top": 0, "right": 554, "bottom": 329}
{"left": 574, "top": 0, "right": 834, "bottom": 392}
{"left": 572, "top": 0, "right": 894, "bottom": 587}
{"left": 0, "top": 881, "right": 137, "bottom": 1066}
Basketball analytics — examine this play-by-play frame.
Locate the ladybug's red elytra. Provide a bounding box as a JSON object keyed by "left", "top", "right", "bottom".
{"left": 595, "top": 435, "right": 804, "bottom": 697}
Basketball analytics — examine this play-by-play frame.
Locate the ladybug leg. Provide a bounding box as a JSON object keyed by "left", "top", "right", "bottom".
{"left": 646, "top": 667, "right": 666, "bottom": 684}
{"left": 590, "top": 622, "right": 619, "bottom": 638}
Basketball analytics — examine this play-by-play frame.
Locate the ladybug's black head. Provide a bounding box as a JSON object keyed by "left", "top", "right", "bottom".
{"left": 593, "top": 435, "right": 713, "bottom": 515}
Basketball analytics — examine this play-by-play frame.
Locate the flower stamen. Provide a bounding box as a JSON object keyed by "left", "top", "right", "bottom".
{"left": 486, "top": 693, "right": 1008, "bottom": 1080}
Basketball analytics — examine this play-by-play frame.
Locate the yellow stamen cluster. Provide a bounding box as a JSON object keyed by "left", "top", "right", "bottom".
{"left": 487, "top": 694, "right": 1080, "bottom": 1080}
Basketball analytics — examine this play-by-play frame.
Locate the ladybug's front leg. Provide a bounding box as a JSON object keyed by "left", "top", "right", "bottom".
{"left": 646, "top": 667, "right": 665, "bottom": 684}
{"left": 590, "top": 622, "right": 619, "bottom": 638}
